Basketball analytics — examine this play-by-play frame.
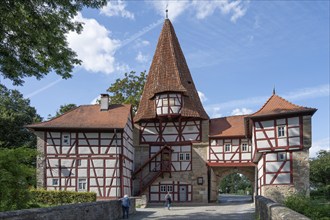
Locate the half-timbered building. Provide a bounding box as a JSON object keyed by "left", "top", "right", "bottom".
{"left": 28, "top": 95, "right": 134, "bottom": 199}
{"left": 29, "top": 18, "right": 317, "bottom": 203}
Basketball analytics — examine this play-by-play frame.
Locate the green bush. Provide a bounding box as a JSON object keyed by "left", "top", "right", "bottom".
{"left": 284, "top": 194, "right": 330, "bottom": 220}
{"left": 30, "top": 189, "right": 96, "bottom": 206}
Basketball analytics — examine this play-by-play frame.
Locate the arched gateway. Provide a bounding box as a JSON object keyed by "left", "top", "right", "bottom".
{"left": 28, "top": 18, "right": 317, "bottom": 204}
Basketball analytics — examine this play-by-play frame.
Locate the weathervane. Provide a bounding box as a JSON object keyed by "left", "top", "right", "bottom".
{"left": 166, "top": 3, "right": 168, "bottom": 19}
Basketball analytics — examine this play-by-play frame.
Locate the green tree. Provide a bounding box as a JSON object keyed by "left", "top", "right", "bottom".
{"left": 0, "top": 84, "right": 42, "bottom": 148}
{"left": 48, "top": 103, "right": 77, "bottom": 119}
{"left": 219, "top": 173, "right": 252, "bottom": 194}
{"left": 107, "top": 71, "right": 147, "bottom": 112}
{"left": 0, "top": 147, "right": 37, "bottom": 211}
{"left": 310, "top": 150, "right": 330, "bottom": 187}
{"left": 0, "top": 0, "right": 107, "bottom": 85}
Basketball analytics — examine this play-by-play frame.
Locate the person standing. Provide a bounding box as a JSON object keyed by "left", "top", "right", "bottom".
{"left": 165, "top": 192, "right": 172, "bottom": 210}
{"left": 120, "top": 194, "right": 130, "bottom": 219}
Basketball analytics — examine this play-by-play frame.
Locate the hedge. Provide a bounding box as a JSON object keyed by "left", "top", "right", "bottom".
{"left": 30, "top": 189, "right": 97, "bottom": 206}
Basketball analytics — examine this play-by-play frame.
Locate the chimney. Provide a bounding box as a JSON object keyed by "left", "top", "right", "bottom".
{"left": 100, "top": 94, "right": 109, "bottom": 111}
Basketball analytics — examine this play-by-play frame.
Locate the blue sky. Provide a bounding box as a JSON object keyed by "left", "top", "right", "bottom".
{"left": 2, "top": 1, "right": 329, "bottom": 157}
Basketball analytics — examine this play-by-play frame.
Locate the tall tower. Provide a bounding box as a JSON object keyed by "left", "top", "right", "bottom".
{"left": 133, "top": 19, "right": 210, "bottom": 203}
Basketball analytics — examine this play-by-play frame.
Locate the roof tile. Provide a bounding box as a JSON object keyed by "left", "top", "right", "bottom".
{"left": 27, "top": 104, "right": 131, "bottom": 130}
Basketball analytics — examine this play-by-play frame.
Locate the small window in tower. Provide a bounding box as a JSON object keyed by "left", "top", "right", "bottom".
{"left": 160, "top": 185, "right": 166, "bottom": 192}
{"left": 225, "top": 144, "right": 231, "bottom": 152}
{"left": 278, "top": 126, "right": 285, "bottom": 137}
{"left": 167, "top": 185, "right": 173, "bottom": 192}
{"left": 179, "top": 153, "right": 184, "bottom": 161}
{"left": 241, "top": 144, "right": 248, "bottom": 152}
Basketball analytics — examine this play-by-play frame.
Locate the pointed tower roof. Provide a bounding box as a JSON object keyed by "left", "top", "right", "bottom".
{"left": 134, "top": 19, "right": 209, "bottom": 122}
{"left": 249, "top": 94, "right": 317, "bottom": 118}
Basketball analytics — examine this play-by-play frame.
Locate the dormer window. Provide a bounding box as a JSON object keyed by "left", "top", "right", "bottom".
{"left": 156, "top": 93, "right": 182, "bottom": 115}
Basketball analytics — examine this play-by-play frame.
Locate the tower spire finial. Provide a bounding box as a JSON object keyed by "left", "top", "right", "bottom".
{"left": 273, "top": 85, "right": 276, "bottom": 95}
{"left": 165, "top": 3, "right": 168, "bottom": 19}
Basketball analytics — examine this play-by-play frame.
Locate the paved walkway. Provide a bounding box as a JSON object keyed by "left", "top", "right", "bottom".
{"left": 128, "top": 194, "right": 255, "bottom": 220}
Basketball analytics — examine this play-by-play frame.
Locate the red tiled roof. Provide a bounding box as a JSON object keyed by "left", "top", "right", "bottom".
{"left": 134, "top": 19, "right": 209, "bottom": 122}
{"left": 27, "top": 104, "right": 131, "bottom": 130}
{"left": 210, "top": 115, "right": 247, "bottom": 137}
{"left": 250, "top": 94, "right": 317, "bottom": 118}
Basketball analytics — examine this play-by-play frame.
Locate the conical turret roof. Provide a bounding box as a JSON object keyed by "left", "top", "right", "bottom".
{"left": 134, "top": 19, "right": 209, "bottom": 122}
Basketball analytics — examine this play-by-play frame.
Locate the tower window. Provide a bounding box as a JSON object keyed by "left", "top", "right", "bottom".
{"left": 225, "top": 144, "right": 231, "bottom": 152}
{"left": 156, "top": 93, "right": 182, "bottom": 115}
{"left": 278, "top": 126, "right": 285, "bottom": 137}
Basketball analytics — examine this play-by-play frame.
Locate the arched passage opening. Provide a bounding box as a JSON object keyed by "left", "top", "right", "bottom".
{"left": 209, "top": 166, "right": 255, "bottom": 203}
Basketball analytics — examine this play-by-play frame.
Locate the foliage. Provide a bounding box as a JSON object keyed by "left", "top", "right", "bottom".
{"left": 0, "top": 0, "right": 107, "bottom": 85}
{"left": 0, "top": 84, "right": 42, "bottom": 149}
{"left": 48, "top": 103, "right": 77, "bottom": 119}
{"left": 0, "top": 147, "right": 37, "bottom": 211}
{"left": 284, "top": 194, "right": 330, "bottom": 220}
{"left": 30, "top": 189, "right": 97, "bottom": 206}
{"left": 219, "top": 173, "right": 252, "bottom": 194}
{"left": 107, "top": 71, "right": 147, "bottom": 113}
{"left": 310, "top": 150, "right": 330, "bottom": 187}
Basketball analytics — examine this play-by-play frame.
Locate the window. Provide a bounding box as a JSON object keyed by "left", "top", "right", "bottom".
{"left": 179, "top": 153, "right": 190, "bottom": 161}
{"left": 211, "top": 140, "right": 216, "bottom": 146}
{"left": 241, "top": 144, "right": 248, "bottom": 152}
{"left": 52, "top": 178, "right": 59, "bottom": 186}
{"left": 278, "top": 153, "right": 286, "bottom": 161}
{"left": 156, "top": 93, "right": 182, "bottom": 115}
{"left": 167, "top": 185, "right": 173, "bottom": 192}
{"left": 77, "top": 159, "right": 81, "bottom": 166}
{"left": 225, "top": 144, "right": 231, "bottom": 152}
{"left": 62, "top": 133, "right": 70, "bottom": 145}
{"left": 160, "top": 185, "right": 167, "bottom": 192}
{"left": 78, "top": 179, "right": 87, "bottom": 191}
{"left": 278, "top": 126, "right": 285, "bottom": 137}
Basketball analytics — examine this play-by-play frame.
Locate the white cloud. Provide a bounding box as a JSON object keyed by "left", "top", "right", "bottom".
{"left": 149, "top": 0, "right": 248, "bottom": 22}
{"left": 231, "top": 108, "right": 253, "bottom": 116}
{"left": 311, "top": 137, "right": 330, "bottom": 158}
{"left": 100, "top": 0, "right": 134, "bottom": 19}
{"left": 283, "top": 84, "right": 329, "bottom": 101}
{"left": 135, "top": 51, "right": 149, "bottom": 63}
{"left": 198, "top": 91, "right": 208, "bottom": 103}
{"left": 67, "top": 13, "right": 121, "bottom": 74}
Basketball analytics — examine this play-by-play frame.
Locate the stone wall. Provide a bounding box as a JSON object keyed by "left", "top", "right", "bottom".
{"left": 255, "top": 196, "right": 310, "bottom": 220}
{"left": 35, "top": 131, "right": 46, "bottom": 188}
{"left": 0, "top": 199, "right": 136, "bottom": 220}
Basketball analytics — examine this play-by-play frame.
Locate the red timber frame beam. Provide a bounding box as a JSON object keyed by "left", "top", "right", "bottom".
{"left": 207, "top": 162, "right": 256, "bottom": 167}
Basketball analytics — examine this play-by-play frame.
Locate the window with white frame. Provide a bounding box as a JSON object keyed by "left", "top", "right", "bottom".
{"left": 179, "top": 153, "right": 190, "bottom": 161}
{"left": 167, "top": 185, "right": 173, "bottom": 192}
{"left": 76, "top": 159, "right": 81, "bottom": 166}
{"left": 78, "top": 178, "right": 87, "bottom": 191}
{"left": 160, "top": 185, "right": 167, "bottom": 192}
{"left": 225, "top": 144, "right": 231, "bottom": 152}
{"left": 277, "top": 126, "right": 285, "bottom": 137}
{"left": 52, "top": 178, "right": 59, "bottom": 186}
{"left": 241, "top": 143, "right": 248, "bottom": 152}
{"left": 62, "top": 133, "right": 70, "bottom": 145}
{"left": 278, "top": 153, "right": 286, "bottom": 161}
{"left": 179, "top": 153, "right": 184, "bottom": 161}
